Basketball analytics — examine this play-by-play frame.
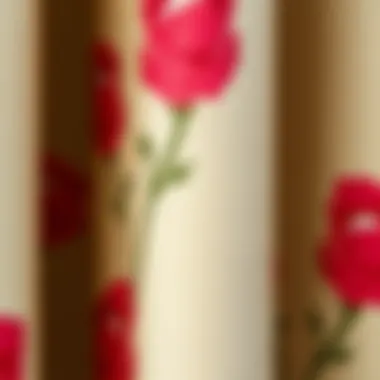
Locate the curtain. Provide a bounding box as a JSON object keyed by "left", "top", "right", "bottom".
{"left": 278, "top": 2, "right": 380, "bottom": 380}
{"left": 2, "top": 0, "right": 380, "bottom": 380}
{"left": 0, "top": 0, "right": 39, "bottom": 379}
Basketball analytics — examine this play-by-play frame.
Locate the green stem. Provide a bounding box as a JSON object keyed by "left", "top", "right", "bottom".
{"left": 303, "top": 306, "right": 359, "bottom": 380}
{"left": 149, "top": 109, "right": 192, "bottom": 199}
{"left": 131, "top": 108, "right": 193, "bottom": 281}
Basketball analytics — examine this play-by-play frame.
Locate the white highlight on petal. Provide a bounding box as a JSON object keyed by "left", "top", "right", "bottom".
{"left": 161, "top": 0, "right": 200, "bottom": 18}
{"left": 348, "top": 212, "right": 380, "bottom": 233}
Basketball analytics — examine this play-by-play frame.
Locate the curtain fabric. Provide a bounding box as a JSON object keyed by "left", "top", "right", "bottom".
{"left": 0, "top": 0, "right": 39, "bottom": 379}
{"left": 278, "top": 2, "right": 380, "bottom": 380}
{"left": 1, "top": 0, "right": 380, "bottom": 380}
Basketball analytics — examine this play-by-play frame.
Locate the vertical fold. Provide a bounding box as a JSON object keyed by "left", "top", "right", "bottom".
{"left": 92, "top": 0, "right": 137, "bottom": 379}
{"left": 279, "top": 2, "right": 380, "bottom": 380}
{"left": 137, "top": 1, "right": 276, "bottom": 380}
{"left": 0, "top": 0, "right": 40, "bottom": 378}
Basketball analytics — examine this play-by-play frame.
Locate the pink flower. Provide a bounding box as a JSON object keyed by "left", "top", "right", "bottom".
{"left": 0, "top": 317, "right": 25, "bottom": 380}
{"left": 141, "top": 0, "right": 240, "bottom": 105}
{"left": 94, "top": 279, "right": 136, "bottom": 380}
{"left": 42, "top": 153, "right": 87, "bottom": 249}
{"left": 319, "top": 176, "right": 380, "bottom": 306}
{"left": 93, "top": 43, "right": 125, "bottom": 156}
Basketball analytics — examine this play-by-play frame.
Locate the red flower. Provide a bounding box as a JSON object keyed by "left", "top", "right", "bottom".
{"left": 141, "top": 0, "right": 240, "bottom": 105}
{"left": 42, "top": 153, "right": 87, "bottom": 249}
{"left": 319, "top": 176, "right": 380, "bottom": 306}
{"left": 93, "top": 42, "right": 125, "bottom": 156}
{"left": 95, "top": 279, "right": 136, "bottom": 380}
{"left": 0, "top": 317, "right": 25, "bottom": 380}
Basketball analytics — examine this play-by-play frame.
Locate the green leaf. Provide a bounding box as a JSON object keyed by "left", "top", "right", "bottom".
{"left": 325, "top": 345, "right": 353, "bottom": 364}
{"left": 136, "top": 134, "right": 154, "bottom": 160}
{"left": 305, "top": 309, "right": 324, "bottom": 335}
{"left": 151, "top": 162, "right": 193, "bottom": 197}
{"left": 163, "top": 163, "right": 193, "bottom": 187}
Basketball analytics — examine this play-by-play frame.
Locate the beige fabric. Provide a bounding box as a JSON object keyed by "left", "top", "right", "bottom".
{"left": 0, "top": 0, "right": 39, "bottom": 378}
{"left": 139, "top": 1, "right": 275, "bottom": 380}
{"left": 279, "top": 1, "right": 380, "bottom": 380}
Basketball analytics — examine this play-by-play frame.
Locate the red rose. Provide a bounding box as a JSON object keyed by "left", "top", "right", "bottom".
{"left": 0, "top": 317, "right": 25, "bottom": 380}
{"left": 141, "top": 0, "right": 240, "bottom": 105}
{"left": 95, "top": 279, "right": 136, "bottom": 380}
{"left": 319, "top": 176, "right": 380, "bottom": 306}
{"left": 42, "top": 153, "right": 87, "bottom": 249}
{"left": 93, "top": 42, "right": 125, "bottom": 156}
